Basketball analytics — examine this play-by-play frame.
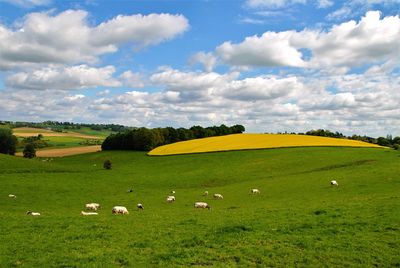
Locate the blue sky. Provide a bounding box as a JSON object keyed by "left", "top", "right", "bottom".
{"left": 0, "top": 0, "right": 399, "bottom": 136}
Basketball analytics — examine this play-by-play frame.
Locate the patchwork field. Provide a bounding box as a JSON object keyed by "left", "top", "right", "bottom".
{"left": 13, "top": 127, "right": 100, "bottom": 139}
{"left": 12, "top": 127, "right": 104, "bottom": 156}
{"left": 15, "top": 145, "right": 101, "bottom": 157}
{"left": 0, "top": 146, "right": 399, "bottom": 267}
{"left": 149, "top": 133, "right": 381, "bottom": 155}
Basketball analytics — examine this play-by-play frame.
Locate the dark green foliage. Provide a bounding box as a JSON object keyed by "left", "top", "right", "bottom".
{"left": 20, "top": 135, "right": 49, "bottom": 149}
{"left": 23, "top": 143, "right": 36, "bottom": 158}
{"left": 0, "top": 128, "right": 17, "bottom": 155}
{"left": 1, "top": 120, "right": 129, "bottom": 133}
{"left": 305, "top": 129, "right": 400, "bottom": 149}
{"left": 306, "top": 129, "right": 345, "bottom": 138}
{"left": 377, "top": 137, "right": 391, "bottom": 146}
{"left": 375, "top": 136, "right": 400, "bottom": 149}
{"left": 101, "top": 124, "right": 246, "bottom": 151}
{"left": 103, "top": 159, "right": 112, "bottom": 169}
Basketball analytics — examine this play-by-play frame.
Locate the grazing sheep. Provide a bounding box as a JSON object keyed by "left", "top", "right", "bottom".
{"left": 112, "top": 206, "right": 129, "bottom": 215}
{"left": 166, "top": 196, "right": 175, "bottom": 203}
{"left": 213, "top": 193, "right": 223, "bottom": 199}
{"left": 330, "top": 180, "right": 339, "bottom": 186}
{"left": 250, "top": 189, "right": 260, "bottom": 194}
{"left": 8, "top": 194, "right": 16, "bottom": 198}
{"left": 137, "top": 203, "right": 144, "bottom": 210}
{"left": 194, "top": 202, "right": 210, "bottom": 210}
{"left": 127, "top": 189, "right": 133, "bottom": 193}
{"left": 203, "top": 191, "right": 209, "bottom": 196}
{"left": 26, "top": 211, "right": 40, "bottom": 216}
{"left": 171, "top": 190, "right": 176, "bottom": 194}
{"left": 80, "top": 211, "right": 98, "bottom": 216}
{"left": 85, "top": 203, "right": 100, "bottom": 211}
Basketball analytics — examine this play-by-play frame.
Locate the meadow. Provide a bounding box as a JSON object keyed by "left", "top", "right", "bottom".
{"left": 0, "top": 146, "right": 399, "bottom": 267}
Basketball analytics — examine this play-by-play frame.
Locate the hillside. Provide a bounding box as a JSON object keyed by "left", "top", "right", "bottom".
{"left": 149, "top": 133, "right": 381, "bottom": 155}
{"left": 0, "top": 147, "right": 399, "bottom": 266}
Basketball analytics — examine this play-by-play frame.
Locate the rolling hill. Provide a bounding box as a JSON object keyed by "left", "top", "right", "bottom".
{"left": 148, "top": 133, "right": 381, "bottom": 155}
{"left": 0, "top": 146, "right": 399, "bottom": 266}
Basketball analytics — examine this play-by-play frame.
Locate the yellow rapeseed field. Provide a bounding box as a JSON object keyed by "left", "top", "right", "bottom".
{"left": 148, "top": 133, "right": 382, "bottom": 156}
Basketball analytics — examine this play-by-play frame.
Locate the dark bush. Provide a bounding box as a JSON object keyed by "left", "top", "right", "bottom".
{"left": 103, "top": 159, "right": 112, "bottom": 169}
{"left": 23, "top": 143, "right": 36, "bottom": 158}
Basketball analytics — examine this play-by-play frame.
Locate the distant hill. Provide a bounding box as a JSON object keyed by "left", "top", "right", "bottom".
{"left": 148, "top": 133, "right": 382, "bottom": 155}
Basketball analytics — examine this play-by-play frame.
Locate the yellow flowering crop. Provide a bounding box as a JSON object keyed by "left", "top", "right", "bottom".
{"left": 148, "top": 134, "right": 381, "bottom": 156}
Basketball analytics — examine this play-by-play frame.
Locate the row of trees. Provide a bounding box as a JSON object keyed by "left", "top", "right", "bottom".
{"left": 0, "top": 120, "right": 128, "bottom": 133}
{"left": 102, "top": 124, "right": 245, "bottom": 151}
{"left": 304, "top": 129, "right": 400, "bottom": 149}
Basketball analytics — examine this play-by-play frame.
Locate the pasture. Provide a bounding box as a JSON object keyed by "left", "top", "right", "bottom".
{"left": 0, "top": 147, "right": 399, "bottom": 267}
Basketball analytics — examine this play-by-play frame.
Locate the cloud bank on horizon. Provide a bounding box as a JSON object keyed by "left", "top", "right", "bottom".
{"left": 0, "top": 0, "right": 399, "bottom": 136}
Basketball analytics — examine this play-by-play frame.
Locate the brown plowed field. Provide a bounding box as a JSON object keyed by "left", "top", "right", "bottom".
{"left": 16, "top": 145, "right": 101, "bottom": 157}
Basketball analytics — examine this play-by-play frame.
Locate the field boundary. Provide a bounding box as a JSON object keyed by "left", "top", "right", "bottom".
{"left": 148, "top": 145, "right": 385, "bottom": 157}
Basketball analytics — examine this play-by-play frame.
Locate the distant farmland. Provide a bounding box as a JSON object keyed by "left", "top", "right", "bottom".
{"left": 11, "top": 127, "right": 106, "bottom": 157}
{"left": 13, "top": 127, "right": 100, "bottom": 139}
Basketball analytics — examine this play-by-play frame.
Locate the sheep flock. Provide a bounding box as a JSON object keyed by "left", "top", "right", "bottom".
{"left": 8, "top": 180, "right": 338, "bottom": 217}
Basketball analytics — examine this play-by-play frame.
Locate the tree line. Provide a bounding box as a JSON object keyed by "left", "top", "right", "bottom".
{"left": 101, "top": 124, "right": 245, "bottom": 151}
{"left": 0, "top": 120, "right": 128, "bottom": 132}
{"left": 304, "top": 129, "right": 399, "bottom": 149}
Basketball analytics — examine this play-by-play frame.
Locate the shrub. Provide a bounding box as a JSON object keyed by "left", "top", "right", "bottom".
{"left": 23, "top": 143, "right": 36, "bottom": 158}
{"left": 103, "top": 159, "right": 112, "bottom": 169}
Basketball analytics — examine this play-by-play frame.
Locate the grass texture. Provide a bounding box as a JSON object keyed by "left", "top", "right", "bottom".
{"left": 0, "top": 146, "right": 399, "bottom": 267}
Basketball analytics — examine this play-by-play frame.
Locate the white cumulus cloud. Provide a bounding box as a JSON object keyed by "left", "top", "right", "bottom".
{"left": 6, "top": 65, "right": 121, "bottom": 90}
{"left": 0, "top": 10, "right": 189, "bottom": 70}
{"left": 216, "top": 31, "right": 306, "bottom": 67}
{"left": 216, "top": 11, "right": 400, "bottom": 72}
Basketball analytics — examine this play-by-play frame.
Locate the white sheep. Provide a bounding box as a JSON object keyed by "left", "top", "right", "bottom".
{"left": 330, "top": 180, "right": 339, "bottom": 186}
{"left": 250, "top": 189, "right": 260, "bottom": 194}
{"left": 26, "top": 211, "right": 40, "bottom": 216}
{"left": 8, "top": 194, "right": 16, "bottom": 198}
{"left": 203, "top": 191, "right": 209, "bottom": 196}
{"left": 112, "top": 206, "right": 129, "bottom": 215}
{"left": 137, "top": 203, "right": 144, "bottom": 210}
{"left": 213, "top": 193, "right": 223, "bottom": 199}
{"left": 80, "top": 211, "right": 98, "bottom": 216}
{"left": 194, "top": 202, "right": 210, "bottom": 209}
{"left": 171, "top": 190, "right": 176, "bottom": 194}
{"left": 166, "top": 196, "right": 176, "bottom": 203}
{"left": 85, "top": 203, "right": 100, "bottom": 211}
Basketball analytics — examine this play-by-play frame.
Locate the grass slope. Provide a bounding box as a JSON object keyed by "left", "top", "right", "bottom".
{"left": 0, "top": 147, "right": 399, "bottom": 267}
{"left": 148, "top": 133, "right": 381, "bottom": 155}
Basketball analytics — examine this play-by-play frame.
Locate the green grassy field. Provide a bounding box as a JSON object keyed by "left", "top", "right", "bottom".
{"left": 44, "top": 136, "right": 102, "bottom": 147}
{"left": 71, "top": 127, "right": 114, "bottom": 138}
{"left": 0, "top": 147, "right": 399, "bottom": 267}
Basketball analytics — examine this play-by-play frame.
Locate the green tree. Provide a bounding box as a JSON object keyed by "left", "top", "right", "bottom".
{"left": 0, "top": 128, "right": 17, "bottom": 155}
{"left": 23, "top": 143, "right": 36, "bottom": 158}
{"left": 377, "top": 137, "right": 390, "bottom": 146}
